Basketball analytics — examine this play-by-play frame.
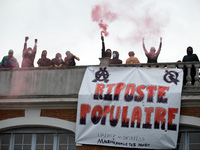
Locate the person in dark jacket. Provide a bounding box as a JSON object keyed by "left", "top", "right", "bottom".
{"left": 182, "top": 46, "right": 199, "bottom": 62}
{"left": 182, "top": 46, "right": 199, "bottom": 85}
{"left": 51, "top": 53, "right": 64, "bottom": 68}
{"left": 110, "top": 51, "right": 122, "bottom": 64}
{"left": 37, "top": 50, "right": 51, "bottom": 67}
{"left": 142, "top": 37, "right": 162, "bottom": 63}
{"left": 64, "top": 51, "right": 80, "bottom": 66}
{"left": 101, "top": 34, "right": 112, "bottom": 58}
{"left": 21, "top": 36, "right": 37, "bottom": 67}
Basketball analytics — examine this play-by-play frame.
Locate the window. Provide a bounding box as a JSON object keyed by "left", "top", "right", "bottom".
{"left": 0, "top": 127, "right": 76, "bottom": 150}
{"left": 1, "top": 126, "right": 199, "bottom": 150}
{"left": 189, "top": 132, "right": 200, "bottom": 150}
{"left": 176, "top": 126, "right": 200, "bottom": 150}
{"left": 14, "top": 134, "right": 32, "bottom": 150}
{"left": 0, "top": 134, "right": 10, "bottom": 150}
{"left": 35, "top": 134, "right": 54, "bottom": 150}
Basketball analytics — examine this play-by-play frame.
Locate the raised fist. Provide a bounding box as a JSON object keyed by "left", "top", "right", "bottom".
{"left": 101, "top": 36, "right": 104, "bottom": 42}
{"left": 25, "top": 36, "right": 29, "bottom": 41}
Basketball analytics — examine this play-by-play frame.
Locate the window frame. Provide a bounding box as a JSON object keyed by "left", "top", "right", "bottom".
{"left": 177, "top": 126, "right": 200, "bottom": 150}
{"left": 0, "top": 127, "right": 76, "bottom": 150}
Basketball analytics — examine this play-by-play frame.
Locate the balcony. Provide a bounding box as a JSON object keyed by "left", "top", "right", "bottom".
{"left": 0, "top": 62, "right": 200, "bottom": 108}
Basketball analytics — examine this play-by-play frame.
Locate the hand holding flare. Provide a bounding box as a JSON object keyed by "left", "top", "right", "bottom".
{"left": 101, "top": 31, "right": 104, "bottom": 42}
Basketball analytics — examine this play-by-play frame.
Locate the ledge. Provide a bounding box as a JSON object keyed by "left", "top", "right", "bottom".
{"left": 0, "top": 62, "right": 200, "bottom": 103}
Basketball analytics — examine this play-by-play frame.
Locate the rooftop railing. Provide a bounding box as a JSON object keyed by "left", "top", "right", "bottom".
{"left": 109, "top": 62, "right": 199, "bottom": 85}
{"left": 139, "top": 62, "right": 200, "bottom": 87}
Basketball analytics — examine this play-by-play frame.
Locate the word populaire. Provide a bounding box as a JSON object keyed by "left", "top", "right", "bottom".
{"left": 79, "top": 83, "right": 178, "bottom": 131}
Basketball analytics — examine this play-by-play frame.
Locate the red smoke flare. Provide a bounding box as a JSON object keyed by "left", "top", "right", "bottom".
{"left": 99, "top": 20, "right": 109, "bottom": 36}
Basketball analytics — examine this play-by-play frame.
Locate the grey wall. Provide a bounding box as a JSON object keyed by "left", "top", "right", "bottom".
{"left": 0, "top": 67, "right": 87, "bottom": 97}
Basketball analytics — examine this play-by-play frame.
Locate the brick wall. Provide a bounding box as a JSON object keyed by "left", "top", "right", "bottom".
{"left": 1, "top": 108, "right": 199, "bottom": 122}
{"left": 76, "top": 144, "right": 124, "bottom": 150}
{"left": 180, "top": 107, "right": 200, "bottom": 118}
{"left": 0, "top": 108, "right": 199, "bottom": 149}
{"left": 40, "top": 109, "right": 77, "bottom": 122}
{"left": 0, "top": 110, "right": 25, "bottom": 120}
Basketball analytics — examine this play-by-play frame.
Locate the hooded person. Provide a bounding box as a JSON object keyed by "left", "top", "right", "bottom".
{"left": 182, "top": 46, "right": 199, "bottom": 62}
{"left": 64, "top": 51, "right": 80, "bottom": 66}
{"left": 110, "top": 51, "right": 122, "bottom": 64}
{"left": 37, "top": 50, "right": 51, "bottom": 67}
{"left": 0, "top": 49, "right": 19, "bottom": 68}
{"left": 142, "top": 37, "right": 162, "bottom": 63}
{"left": 21, "top": 36, "right": 37, "bottom": 67}
{"left": 182, "top": 46, "right": 199, "bottom": 85}
{"left": 51, "top": 53, "right": 64, "bottom": 68}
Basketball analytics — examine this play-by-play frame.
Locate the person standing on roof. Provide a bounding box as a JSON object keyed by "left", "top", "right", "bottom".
{"left": 0, "top": 50, "right": 19, "bottom": 68}
{"left": 21, "top": 36, "right": 37, "bottom": 67}
{"left": 64, "top": 51, "right": 80, "bottom": 66}
{"left": 101, "top": 32, "right": 112, "bottom": 58}
{"left": 37, "top": 50, "right": 51, "bottom": 67}
{"left": 126, "top": 51, "right": 140, "bottom": 64}
{"left": 182, "top": 46, "right": 199, "bottom": 85}
{"left": 51, "top": 53, "right": 64, "bottom": 68}
{"left": 142, "top": 37, "right": 162, "bottom": 63}
{"left": 110, "top": 51, "right": 122, "bottom": 64}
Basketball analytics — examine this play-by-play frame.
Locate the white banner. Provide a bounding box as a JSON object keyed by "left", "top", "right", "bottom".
{"left": 76, "top": 67, "right": 183, "bottom": 149}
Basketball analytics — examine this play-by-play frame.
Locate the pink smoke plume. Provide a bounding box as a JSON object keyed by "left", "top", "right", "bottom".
{"left": 99, "top": 20, "right": 108, "bottom": 36}
{"left": 129, "top": 5, "right": 168, "bottom": 43}
{"left": 91, "top": 3, "right": 118, "bottom": 36}
{"left": 92, "top": 1, "right": 169, "bottom": 44}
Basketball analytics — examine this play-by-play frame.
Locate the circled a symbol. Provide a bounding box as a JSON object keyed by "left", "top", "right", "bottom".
{"left": 92, "top": 67, "right": 109, "bottom": 83}
{"left": 163, "top": 70, "right": 179, "bottom": 85}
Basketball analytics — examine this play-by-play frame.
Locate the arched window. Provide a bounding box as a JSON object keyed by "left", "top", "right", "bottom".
{"left": 0, "top": 127, "right": 76, "bottom": 150}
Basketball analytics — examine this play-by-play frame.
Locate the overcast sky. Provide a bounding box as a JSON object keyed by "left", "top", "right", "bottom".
{"left": 0, "top": 0, "right": 200, "bottom": 67}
